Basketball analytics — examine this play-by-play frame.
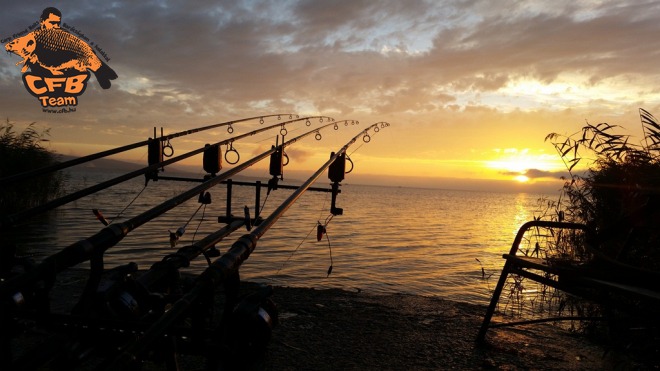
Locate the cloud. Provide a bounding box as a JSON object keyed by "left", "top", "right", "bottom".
{"left": 4, "top": 0, "right": 660, "bottom": 120}
{"left": 524, "top": 168, "right": 569, "bottom": 179}
{"left": 500, "top": 168, "right": 571, "bottom": 180}
{"left": 2, "top": 1, "right": 659, "bottom": 181}
{"left": 424, "top": 2, "right": 660, "bottom": 89}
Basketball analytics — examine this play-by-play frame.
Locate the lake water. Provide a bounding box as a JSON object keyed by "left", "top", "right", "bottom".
{"left": 9, "top": 170, "right": 556, "bottom": 306}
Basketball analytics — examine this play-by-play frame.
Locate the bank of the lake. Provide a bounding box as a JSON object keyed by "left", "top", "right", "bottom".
{"left": 12, "top": 269, "right": 636, "bottom": 370}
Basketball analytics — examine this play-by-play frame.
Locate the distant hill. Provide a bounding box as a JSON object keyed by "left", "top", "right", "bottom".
{"left": 54, "top": 155, "right": 562, "bottom": 194}
{"left": 56, "top": 155, "right": 273, "bottom": 183}
{"left": 59, "top": 155, "right": 147, "bottom": 174}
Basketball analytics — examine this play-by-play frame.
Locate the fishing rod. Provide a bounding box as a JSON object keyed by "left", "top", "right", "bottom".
{"left": 0, "top": 113, "right": 298, "bottom": 186}
{"left": 106, "top": 122, "right": 386, "bottom": 368}
{"left": 251, "top": 123, "right": 382, "bottom": 239}
{"left": 0, "top": 116, "right": 333, "bottom": 228}
{"left": 68, "top": 218, "right": 248, "bottom": 320}
{"left": 0, "top": 119, "right": 342, "bottom": 300}
{"left": 95, "top": 121, "right": 367, "bottom": 317}
{"left": 136, "top": 219, "right": 246, "bottom": 289}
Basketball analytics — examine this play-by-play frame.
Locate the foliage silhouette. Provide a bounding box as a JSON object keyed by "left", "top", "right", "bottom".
{"left": 0, "top": 119, "right": 63, "bottom": 214}
{"left": 546, "top": 108, "right": 660, "bottom": 270}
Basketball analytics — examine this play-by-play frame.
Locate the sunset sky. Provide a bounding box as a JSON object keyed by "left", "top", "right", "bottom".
{"left": 2, "top": 1, "right": 660, "bottom": 193}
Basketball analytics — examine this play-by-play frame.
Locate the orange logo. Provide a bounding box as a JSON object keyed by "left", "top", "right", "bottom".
{"left": 4, "top": 7, "right": 117, "bottom": 113}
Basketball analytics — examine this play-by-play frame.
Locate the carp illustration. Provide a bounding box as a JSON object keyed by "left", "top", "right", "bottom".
{"left": 5, "top": 28, "right": 117, "bottom": 89}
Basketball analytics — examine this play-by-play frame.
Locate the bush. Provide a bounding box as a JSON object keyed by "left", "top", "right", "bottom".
{"left": 544, "top": 109, "right": 660, "bottom": 365}
{"left": 546, "top": 109, "right": 660, "bottom": 271}
{"left": 0, "top": 119, "right": 63, "bottom": 214}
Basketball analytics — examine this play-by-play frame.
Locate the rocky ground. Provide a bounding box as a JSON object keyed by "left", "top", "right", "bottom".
{"left": 263, "top": 286, "right": 616, "bottom": 370}
{"left": 5, "top": 269, "right": 654, "bottom": 370}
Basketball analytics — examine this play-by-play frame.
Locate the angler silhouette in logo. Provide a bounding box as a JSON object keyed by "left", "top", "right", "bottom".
{"left": 4, "top": 7, "right": 117, "bottom": 109}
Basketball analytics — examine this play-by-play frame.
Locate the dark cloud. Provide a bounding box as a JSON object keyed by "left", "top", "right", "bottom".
{"left": 289, "top": 0, "right": 431, "bottom": 47}
{"left": 524, "top": 168, "right": 569, "bottom": 179}
{"left": 500, "top": 168, "right": 571, "bottom": 180}
{"left": 4, "top": 1, "right": 659, "bottom": 119}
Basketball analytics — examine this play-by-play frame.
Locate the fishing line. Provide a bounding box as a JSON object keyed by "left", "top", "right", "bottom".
{"left": 183, "top": 203, "right": 205, "bottom": 230}
{"left": 190, "top": 203, "right": 208, "bottom": 246}
{"left": 137, "top": 147, "right": 148, "bottom": 162}
{"left": 317, "top": 213, "right": 335, "bottom": 277}
{"left": 348, "top": 130, "right": 380, "bottom": 157}
{"left": 348, "top": 142, "right": 366, "bottom": 156}
{"left": 274, "top": 197, "right": 336, "bottom": 277}
{"left": 93, "top": 184, "right": 148, "bottom": 226}
{"left": 323, "top": 225, "right": 334, "bottom": 277}
{"left": 273, "top": 192, "right": 329, "bottom": 276}
{"left": 274, "top": 223, "right": 317, "bottom": 276}
{"left": 318, "top": 191, "right": 329, "bottom": 220}
{"left": 111, "top": 184, "right": 148, "bottom": 222}
{"left": 259, "top": 191, "right": 271, "bottom": 216}
{"left": 169, "top": 202, "right": 205, "bottom": 248}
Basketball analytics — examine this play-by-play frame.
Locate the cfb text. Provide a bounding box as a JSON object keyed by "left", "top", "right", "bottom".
{"left": 21, "top": 73, "right": 89, "bottom": 107}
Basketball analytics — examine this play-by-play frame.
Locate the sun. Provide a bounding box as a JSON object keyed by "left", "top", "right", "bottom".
{"left": 485, "top": 148, "right": 561, "bottom": 182}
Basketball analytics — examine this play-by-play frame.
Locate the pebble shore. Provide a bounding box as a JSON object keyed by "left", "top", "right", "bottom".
{"left": 7, "top": 269, "right": 627, "bottom": 370}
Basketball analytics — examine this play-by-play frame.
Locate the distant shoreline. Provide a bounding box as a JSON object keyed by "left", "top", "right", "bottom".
{"left": 57, "top": 154, "right": 563, "bottom": 195}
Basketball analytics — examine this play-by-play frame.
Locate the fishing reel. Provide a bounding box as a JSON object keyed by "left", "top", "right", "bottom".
{"left": 81, "top": 263, "right": 174, "bottom": 321}
{"left": 224, "top": 284, "right": 278, "bottom": 366}
{"left": 0, "top": 254, "right": 41, "bottom": 314}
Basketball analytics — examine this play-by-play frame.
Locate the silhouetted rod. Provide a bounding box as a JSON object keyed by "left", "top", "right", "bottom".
{"left": 0, "top": 121, "right": 337, "bottom": 298}
{"left": 0, "top": 113, "right": 295, "bottom": 185}
{"left": 0, "top": 116, "right": 333, "bottom": 228}
{"left": 106, "top": 123, "right": 382, "bottom": 368}
{"left": 0, "top": 150, "right": 270, "bottom": 298}
{"left": 136, "top": 219, "right": 245, "bottom": 289}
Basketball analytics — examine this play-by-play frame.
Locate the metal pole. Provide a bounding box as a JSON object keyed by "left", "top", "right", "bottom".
{"left": 476, "top": 220, "right": 591, "bottom": 343}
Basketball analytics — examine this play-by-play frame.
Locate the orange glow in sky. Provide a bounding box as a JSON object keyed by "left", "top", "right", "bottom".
{"left": 484, "top": 148, "right": 564, "bottom": 180}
